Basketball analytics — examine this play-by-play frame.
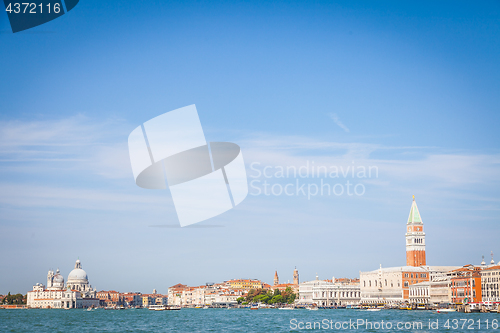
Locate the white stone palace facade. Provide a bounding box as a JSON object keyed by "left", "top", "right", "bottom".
{"left": 298, "top": 276, "right": 360, "bottom": 306}
{"left": 27, "top": 259, "right": 99, "bottom": 309}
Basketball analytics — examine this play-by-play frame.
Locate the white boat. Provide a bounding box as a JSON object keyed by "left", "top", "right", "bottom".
{"left": 148, "top": 305, "right": 166, "bottom": 311}
{"left": 366, "top": 308, "right": 381, "bottom": 312}
{"left": 166, "top": 306, "right": 181, "bottom": 311}
{"left": 278, "top": 307, "right": 294, "bottom": 310}
{"left": 436, "top": 308, "right": 456, "bottom": 313}
{"left": 306, "top": 307, "right": 319, "bottom": 311}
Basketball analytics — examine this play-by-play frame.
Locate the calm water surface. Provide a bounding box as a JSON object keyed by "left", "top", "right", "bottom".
{"left": 0, "top": 308, "right": 499, "bottom": 332}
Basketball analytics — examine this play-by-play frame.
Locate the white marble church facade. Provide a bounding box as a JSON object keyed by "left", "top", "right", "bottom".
{"left": 27, "top": 259, "right": 99, "bottom": 309}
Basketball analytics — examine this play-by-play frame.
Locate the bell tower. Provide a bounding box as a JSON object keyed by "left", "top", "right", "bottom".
{"left": 293, "top": 267, "right": 299, "bottom": 285}
{"left": 406, "top": 196, "right": 426, "bottom": 267}
{"left": 47, "top": 269, "right": 54, "bottom": 288}
{"left": 274, "top": 271, "right": 279, "bottom": 286}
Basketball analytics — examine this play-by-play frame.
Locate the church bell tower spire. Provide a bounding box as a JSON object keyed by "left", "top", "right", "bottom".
{"left": 405, "top": 196, "right": 426, "bottom": 267}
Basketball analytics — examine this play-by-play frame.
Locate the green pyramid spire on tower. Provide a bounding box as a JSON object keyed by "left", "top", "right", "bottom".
{"left": 407, "top": 195, "right": 422, "bottom": 223}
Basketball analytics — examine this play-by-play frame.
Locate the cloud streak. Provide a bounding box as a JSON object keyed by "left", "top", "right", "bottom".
{"left": 329, "top": 113, "right": 350, "bottom": 133}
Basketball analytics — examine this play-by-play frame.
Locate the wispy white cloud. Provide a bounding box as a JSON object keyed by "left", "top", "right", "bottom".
{"left": 0, "top": 116, "right": 499, "bottom": 215}
{"left": 239, "top": 133, "right": 500, "bottom": 207}
{"left": 328, "top": 113, "right": 350, "bottom": 133}
{"left": 0, "top": 115, "right": 133, "bottom": 178}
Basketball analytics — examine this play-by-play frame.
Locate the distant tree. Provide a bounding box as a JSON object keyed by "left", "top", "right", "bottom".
{"left": 3, "top": 292, "right": 25, "bottom": 305}
{"left": 274, "top": 289, "right": 281, "bottom": 296}
{"left": 270, "top": 295, "right": 283, "bottom": 304}
{"left": 253, "top": 294, "right": 270, "bottom": 303}
{"left": 236, "top": 297, "right": 245, "bottom": 304}
{"left": 246, "top": 288, "right": 267, "bottom": 302}
{"left": 280, "top": 287, "right": 297, "bottom": 304}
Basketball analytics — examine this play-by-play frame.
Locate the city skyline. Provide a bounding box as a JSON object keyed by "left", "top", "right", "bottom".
{"left": 1, "top": 1, "right": 499, "bottom": 294}
{"left": 2, "top": 196, "right": 497, "bottom": 295}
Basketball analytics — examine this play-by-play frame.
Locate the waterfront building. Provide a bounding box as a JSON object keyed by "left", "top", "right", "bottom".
{"left": 97, "top": 290, "right": 124, "bottom": 307}
{"left": 27, "top": 259, "right": 99, "bottom": 309}
{"left": 227, "top": 279, "right": 263, "bottom": 290}
{"left": 428, "top": 276, "right": 452, "bottom": 305}
{"left": 139, "top": 291, "right": 167, "bottom": 308}
{"left": 122, "top": 292, "right": 142, "bottom": 307}
{"left": 481, "top": 265, "right": 500, "bottom": 303}
{"left": 142, "top": 294, "right": 156, "bottom": 308}
{"left": 360, "top": 265, "right": 429, "bottom": 304}
{"left": 408, "top": 281, "right": 430, "bottom": 304}
{"left": 449, "top": 265, "right": 483, "bottom": 304}
{"left": 273, "top": 283, "right": 299, "bottom": 293}
{"left": 298, "top": 275, "right": 360, "bottom": 306}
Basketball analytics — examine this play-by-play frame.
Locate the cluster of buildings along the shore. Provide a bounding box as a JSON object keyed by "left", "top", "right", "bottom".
{"left": 23, "top": 197, "right": 499, "bottom": 309}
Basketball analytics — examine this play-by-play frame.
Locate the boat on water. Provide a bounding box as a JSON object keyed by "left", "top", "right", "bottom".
{"left": 278, "top": 307, "right": 294, "bottom": 310}
{"left": 166, "top": 306, "right": 181, "bottom": 311}
{"left": 306, "top": 306, "right": 319, "bottom": 311}
{"left": 468, "top": 303, "right": 481, "bottom": 313}
{"left": 416, "top": 304, "right": 427, "bottom": 310}
{"left": 148, "top": 304, "right": 181, "bottom": 311}
{"left": 149, "top": 305, "right": 166, "bottom": 311}
{"left": 366, "top": 308, "right": 381, "bottom": 312}
{"left": 250, "top": 305, "right": 259, "bottom": 310}
{"left": 436, "top": 308, "right": 456, "bottom": 313}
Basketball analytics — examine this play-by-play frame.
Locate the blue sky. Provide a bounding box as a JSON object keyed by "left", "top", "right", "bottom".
{"left": 0, "top": 1, "right": 499, "bottom": 294}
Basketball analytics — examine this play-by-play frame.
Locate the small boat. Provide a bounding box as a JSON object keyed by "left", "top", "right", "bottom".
{"left": 366, "top": 308, "right": 381, "bottom": 312}
{"left": 203, "top": 306, "right": 209, "bottom": 309}
{"left": 306, "top": 307, "right": 319, "bottom": 311}
{"left": 436, "top": 308, "right": 456, "bottom": 313}
{"left": 468, "top": 303, "right": 481, "bottom": 313}
{"left": 278, "top": 307, "right": 294, "bottom": 310}
{"left": 86, "top": 307, "right": 94, "bottom": 311}
{"left": 250, "top": 306, "right": 258, "bottom": 310}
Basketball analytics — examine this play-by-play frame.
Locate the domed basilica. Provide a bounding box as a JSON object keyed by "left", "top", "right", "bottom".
{"left": 27, "top": 259, "right": 99, "bottom": 309}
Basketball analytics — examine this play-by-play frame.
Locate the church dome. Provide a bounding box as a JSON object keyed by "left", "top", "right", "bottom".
{"left": 53, "top": 274, "right": 64, "bottom": 283}
{"left": 68, "top": 268, "right": 88, "bottom": 281}
{"left": 67, "top": 259, "right": 88, "bottom": 282}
